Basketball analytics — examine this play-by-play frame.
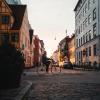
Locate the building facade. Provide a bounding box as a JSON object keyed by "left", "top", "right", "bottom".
{"left": 33, "top": 35, "right": 41, "bottom": 66}
{"left": 74, "top": 0, "right": 100, "bottom": 67}
{"left": 58, "top": 36, "right": 71, "bottom": 66}
{"left": 29, "top": 28, "right": 34, "bottom": 67}
{"left": 51, "top": 50, "right": 58, "bottom": 63}
{"left": 19, "top": 7, "right": 31, "bottom": 68}
{"left": 0, "top": 0, "right": 32, "bottom": 68}
{"left": 68, "top": 34, "right": 75, "bottom": 64}
{"left": 6, "top": 0, "right": 21, "bottom": 4}
{"left": 0, "top": 0, "right": 15, "bottom": 46}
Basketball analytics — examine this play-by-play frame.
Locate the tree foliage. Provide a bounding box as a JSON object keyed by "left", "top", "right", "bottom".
{"left": 0, "top": 43, "right": 25, "bottom": 89}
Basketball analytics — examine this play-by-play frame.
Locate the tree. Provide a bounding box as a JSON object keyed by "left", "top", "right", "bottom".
{"left": 0, "top": 43, "right": 25, "bottom": 89}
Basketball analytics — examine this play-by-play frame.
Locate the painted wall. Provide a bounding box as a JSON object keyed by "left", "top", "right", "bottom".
{"left": 68, "top": 36, "right": 75, "bottom": 64}
{"left": 20, "top": 8, "right": 31, "bottom": 68}
{"left": 75, "top": 0, "right": 100, "bottom": 66}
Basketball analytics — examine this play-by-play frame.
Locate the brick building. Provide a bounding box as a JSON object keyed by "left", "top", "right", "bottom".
{"left": 0, "top": 0, "right": 32, "bottom": 68}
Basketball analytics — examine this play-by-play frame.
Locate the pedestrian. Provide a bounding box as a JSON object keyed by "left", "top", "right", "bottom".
{"left": 34, "top": 62, "right": 39, "bottom": 73}
{"left": 50, "top": 59, "right": 56, "bottom": 73}
{"left": 42, "top": 51, "right": 50, "bottom": 73}
{"left": 59, "top": 61, "right": 63, "bottom": 72}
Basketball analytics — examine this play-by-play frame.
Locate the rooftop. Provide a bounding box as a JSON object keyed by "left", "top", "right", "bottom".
{"left": 9, "top": 4, "right": 26, "bottom": 30}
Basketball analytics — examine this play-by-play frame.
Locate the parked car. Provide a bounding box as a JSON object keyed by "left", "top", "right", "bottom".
{"left": 63, "top": 61, "right": 73, "bottom": 69}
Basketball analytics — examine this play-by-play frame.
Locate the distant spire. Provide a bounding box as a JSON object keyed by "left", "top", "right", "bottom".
{"left": 54, "top": 36, "right": 56, "bottom": 40}
{"left": 66, "top": 29, "right": 67, "bottom": 36}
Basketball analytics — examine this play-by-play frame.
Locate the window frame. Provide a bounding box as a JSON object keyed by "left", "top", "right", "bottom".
{"left": 2, "top": 15, "right": 10, "bottom": 24}
{"left": 89, "top": 46, "right": 91, "bottom": 56}
{"left": 88, "top": 0, "right": 91, "bottom": 10}
{"left": 93, "top": 23, "right": 97, "bottom": 38}
{"left": 93, "top": 8, "right": 96, "bottom": 20}
{"left": 88, "top": 30, "right": 91, "bottom": 40}
{"left": 93, "top": 44, "right": 97, "bottom": 56}
{"left": 0, "top": 33, "right": 9, "bottom": 43}
{"left": 88, "top": 14, "right": 92, "bottom": 24}
{"left": 11, "top": 33, "right": 19, "bottom": 42}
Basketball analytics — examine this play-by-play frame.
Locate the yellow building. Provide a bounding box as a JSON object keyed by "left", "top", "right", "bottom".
{"left": 58, "top": 46, "right": 64, "bottom": 67}
{"left": 68, "top": 34, "right": 75, "bottom": 64}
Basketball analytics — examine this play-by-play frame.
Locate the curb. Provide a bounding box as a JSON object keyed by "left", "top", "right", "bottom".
{"left": 0, "top": 80, "right": 32, "bottom": 100}
{"left": 15, "top": 81, "right": 32, "bottom": 100}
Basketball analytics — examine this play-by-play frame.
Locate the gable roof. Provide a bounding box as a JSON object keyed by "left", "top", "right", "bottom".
{"left": 59, "top": 36, "right": 71, "bottom": 45}
{"left": 1, "top": 0, "right": 12, "bottom": 13}
{"left": 9, "top": 5, "right": 26, "bottom": 30}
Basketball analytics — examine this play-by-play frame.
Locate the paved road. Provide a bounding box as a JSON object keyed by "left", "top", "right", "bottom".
{"left": 22, "top": 68, "right": 100, "bottom": 100}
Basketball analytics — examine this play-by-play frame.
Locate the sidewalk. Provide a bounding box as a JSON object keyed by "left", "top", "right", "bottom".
{"left": 23, "top": 66, "right": 62, "bottom": 75}
{"left": 23, "top": 66, "right": 84, "bottom": 75}
{"left": 0, "top": 80, "right": 32, "bottom": 100}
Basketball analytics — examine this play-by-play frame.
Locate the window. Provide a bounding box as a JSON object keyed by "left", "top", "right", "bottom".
{"left": 83, "top": 35, "right": 85, "bottom": 44}
{"left": 81, "top": 51, "right": 82, "bottom": 61}
{"left": 93, "top": 44, "right": 97, "bottom": 56}
{"left": 83, "top": 21, "right": 85, "bottom": 30}
{"left": 83, "top": 49, "right": 86, "bottom": 56}
{"left": 87, "top": 33, "right": 89, "bottom": 41}
{"left": 89, "top": 47, "right": 91, "bottom": 56}
{"left": 86, "top": 33, "right": 88, "bottom": 42}
{"left": 2, "top": 15, "right": 9, "bottom": 24}
{"left": 85, "top": 18, "right": 88, "bottom": 27}
{"left": 81, "top": 24, "right": 82, "bottom": 32}
{"left": 88, "top": 14, "right": 92, "bottom": 24}
{"left": 93, "top": 8, "right": 96, "bottom": 20}
{"left": 79, "top": 14, "right": 81, "bottom": 21}
{"left": 80, "top": 12, "right": 82, "bottom": 20}
{"left": 81, "top": 37, "right": 82, "bottom": 45}
{"left": 79, "top": 26, "right": 80, "bottom": 34}
{"left": 76, "top": 39, "right": 78, "bottom": 47}
{"left": 93, "top": 23, "right": 97, "bottom": 38}
{"left": 79, "top": 51, "right": 81, "bottom": 59}
{"left": 11, "top": 33, "right": 19, "bottom": 42}
{"left": 79, "top": 39, "right": 80, "bottom": 46}
{"left": 83, "top": 8, "right": 85, "bottom": 17}
{"left": 89, "top": 30, "right": 91, "bottom": 40}
{"left": 93, "top": 0, "right": 96, "bottom": 3}
{"left": 75, "top": 19, "right": 77, "bottom": 26}
{"left": 75, "top": 29, "right": 78, "bottom": 36}
{"left": 85, "top": 3, "right": 88, "bottom": 13}
{"left": 77, "top": 52, "right": 78, "bottom": 60}
{"left": 86, "top": 48, "right": 88, "bottom": 57}
{"left": 0, "top": 33, "right": 9, "bottom": 43}
{"left": 88, "top": 0, "right": 91, "bottom": 10}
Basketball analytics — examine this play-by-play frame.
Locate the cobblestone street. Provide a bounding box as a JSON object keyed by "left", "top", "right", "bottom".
{"left": 22, "top": 68, "right": 100, "bottom": 100}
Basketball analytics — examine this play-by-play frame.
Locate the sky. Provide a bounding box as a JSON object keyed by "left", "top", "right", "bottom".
{"left": 21, "top": 0, "right": 78, "bottom": 57}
